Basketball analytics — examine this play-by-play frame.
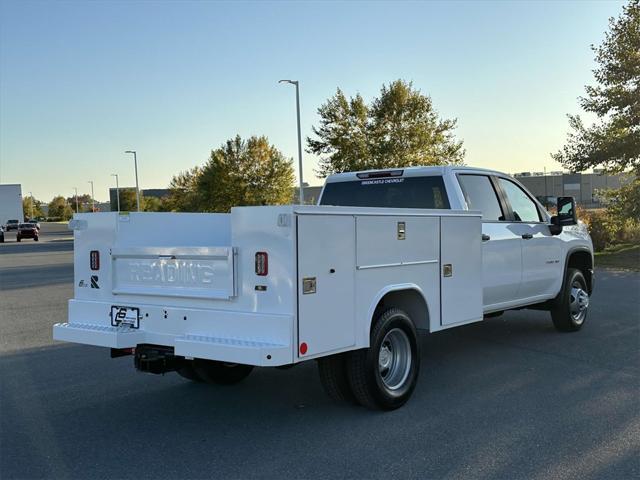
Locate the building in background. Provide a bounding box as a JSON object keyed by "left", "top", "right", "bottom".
{"left": 0, "top": 184, "right": 23, "bottom": 225}
{"left": 294, "top": 184, "right": 323, "bottom": 204}
{"left": 514, "top": 171, "right": 633, "bottom": 209}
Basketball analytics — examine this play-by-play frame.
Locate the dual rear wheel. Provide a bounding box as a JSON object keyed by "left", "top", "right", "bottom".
{"left": 318, "top": 308, "right": 420, "bottom": 411}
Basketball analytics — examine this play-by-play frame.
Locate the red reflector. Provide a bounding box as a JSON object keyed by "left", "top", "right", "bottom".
{"left": 299, "top": 342, "right": 308, "bottom": 355}
{"left": 90, "top": 250, "right": 100, "bottom": 270}
{"left": 255, "top": 251, "right": 268, "bottom": 276}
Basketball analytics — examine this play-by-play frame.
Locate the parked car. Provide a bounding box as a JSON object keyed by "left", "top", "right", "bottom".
{"left": 5, "top": 219, "right": 19, "bottom": 231}
{"left": 55, "top": 166, "right": 593, "bottom": 410}
{"left": 27, "top": 219, "right": 41, "bottom": 230}
{"left": 17, "top": 223, "right": 39, "bottom": 242}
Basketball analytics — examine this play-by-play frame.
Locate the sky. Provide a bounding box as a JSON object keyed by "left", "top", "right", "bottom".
{"left": 0, "top": 0, "right": 626, "bottom": 202}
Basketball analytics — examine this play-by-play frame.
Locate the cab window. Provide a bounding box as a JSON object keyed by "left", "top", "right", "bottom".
{"left": 497, "top": 178, "right": 541, "bottom": 222}
{"left": 458, "top": 174, "right": 504, "bottom": 221}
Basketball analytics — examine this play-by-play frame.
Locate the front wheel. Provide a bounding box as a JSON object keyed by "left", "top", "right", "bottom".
{"left": 346, "top": 308, "right": 420, "bottom": 410}
{"left": 34, "top": 237, "right": 39, "bottom": 242}
{"left": 16, "top": 236, "right": 21, "bottom": 242}
{"left": 551, "top": 268, "right": 590, "bottom": 332}
{"left": 192, "top": 359, "right": 254, "bottom": 385}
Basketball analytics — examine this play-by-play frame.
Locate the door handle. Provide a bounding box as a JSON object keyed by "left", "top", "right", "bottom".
{"left": 482, "top": 234, "right": 491, "bottom": 242}
{"left": 522, "top": 233, "right": 533, "bottom": 240}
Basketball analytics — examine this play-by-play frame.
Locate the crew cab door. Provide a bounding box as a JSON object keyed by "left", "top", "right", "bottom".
{"left": 494, "top": 177, "right": 563, "bottom": 300}
{"left": 457, "top": 174, "right": 521, "bottom": 309}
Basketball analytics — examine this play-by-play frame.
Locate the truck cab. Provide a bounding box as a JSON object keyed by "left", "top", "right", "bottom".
{"left": 319, "top": 166, "right": 594, "bottom": 315}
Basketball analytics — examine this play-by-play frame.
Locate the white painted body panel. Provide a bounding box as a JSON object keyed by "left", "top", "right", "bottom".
{"left": 55, "top": 205, "right": 483, "bottom": 366}
{"left": 54, "top": 166, "right": 593, "bottom": 368}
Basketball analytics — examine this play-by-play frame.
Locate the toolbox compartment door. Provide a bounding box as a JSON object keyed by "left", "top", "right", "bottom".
{"left": 440, "top": 216, "right": 483, "bottom": 327}
{"left": 297, "top": 215, "right": 356, "bottom": 358}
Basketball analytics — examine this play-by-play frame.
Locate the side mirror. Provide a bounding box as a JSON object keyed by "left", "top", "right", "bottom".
{"left": 549, "top": 196, "right": 577, "bottom": 235}
{"left": 556, "top": 196, "right": 577, "bottom": 225}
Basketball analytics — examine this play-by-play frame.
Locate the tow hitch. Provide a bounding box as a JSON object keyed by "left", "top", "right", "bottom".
{"left": 134, "top": 344, "right": 182, "bottom": 375}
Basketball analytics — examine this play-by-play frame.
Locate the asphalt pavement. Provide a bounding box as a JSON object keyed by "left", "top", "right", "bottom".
{"left": 1, "top": 225, "right": 639, "bottom": 479}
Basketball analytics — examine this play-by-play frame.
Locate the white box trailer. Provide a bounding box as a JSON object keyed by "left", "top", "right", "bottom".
{"left": 0, "top": 184, "right": 23, "bottom": 226}
{"left": 55, "top": 206, "right": 482, "bottom": 407}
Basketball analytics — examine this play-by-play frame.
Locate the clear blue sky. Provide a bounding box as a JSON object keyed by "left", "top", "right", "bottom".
{"left": 0, "top": 0, "right": 625, "bottom": 202}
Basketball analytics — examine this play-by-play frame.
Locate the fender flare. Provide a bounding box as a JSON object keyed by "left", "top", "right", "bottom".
{"left": 364, "top": 283, "right": 430, "bottom": 343}
{"left": 562, "top": 246, "right": 594, "bottom": 295}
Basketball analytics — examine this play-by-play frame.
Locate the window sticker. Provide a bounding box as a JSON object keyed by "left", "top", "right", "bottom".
{"left": 361, "top": 178, "right": 405, "bottom": 186}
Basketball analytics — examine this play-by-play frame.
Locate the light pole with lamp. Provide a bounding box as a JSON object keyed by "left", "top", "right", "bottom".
{"left": 88, "top": 180, "right": 95, "bottom": 212}
{"left": 278, "top": 79, "right": 305, "bottom": 204}
{"left": 111, "top": 174, "right": 120, "bottom": 212}
{"left": 29, "top": 192, "right": 34, "bottom": 220}
{"left": 73, "top": 187, "right": 79, "bottom": 213}
{"left": 125, "top": 150, "right": 140, "bottom": 211}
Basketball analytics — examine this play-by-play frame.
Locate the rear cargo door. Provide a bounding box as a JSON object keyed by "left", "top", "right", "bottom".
{"left": 297, "top": 215, "right": 356, "bottom": 358}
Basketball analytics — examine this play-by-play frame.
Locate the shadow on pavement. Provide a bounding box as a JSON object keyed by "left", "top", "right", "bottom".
{"left": 1, "top": 309, "right": 638, "bottom": 480}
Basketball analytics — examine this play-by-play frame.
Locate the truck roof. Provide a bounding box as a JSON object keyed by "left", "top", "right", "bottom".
{"left": 324, "top": 165, "right": 509, "bottom": 183}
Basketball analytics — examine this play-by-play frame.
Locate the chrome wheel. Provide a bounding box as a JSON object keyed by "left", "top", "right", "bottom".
{"left": 378, "top": 328, "right": 412, "bottom": 390}
{"left": 569, "top": 282, "right": 589, "bottom": 324}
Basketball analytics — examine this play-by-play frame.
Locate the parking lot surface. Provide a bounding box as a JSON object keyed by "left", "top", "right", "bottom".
{"left": 1, "top": 226, "right": 639, "bottom": 479}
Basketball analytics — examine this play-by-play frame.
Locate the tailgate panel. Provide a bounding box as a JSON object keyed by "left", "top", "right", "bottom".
{"left": 112, "top": 246, "right": 236, "bottom": 299}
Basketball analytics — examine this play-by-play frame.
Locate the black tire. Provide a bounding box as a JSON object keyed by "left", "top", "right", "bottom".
{"left": 551, "top": 268, "right": 590, "bottom": 332}
{"left": 346, "top": 308, "right": 420, "bottom": 410}
{"left": 34, "top": 237, "right": 39, "bottom": 242}
{"left": 318, "top": 353, "right": 358, "bottom": 404}
{"left": 192, "top": 359, "right": 254, "bottom": 385}
{"left": 176, "top": 359, "right": 201, "bottom": 382}
{"left": 16, "top": 237, "right": 21, "bottom": 242}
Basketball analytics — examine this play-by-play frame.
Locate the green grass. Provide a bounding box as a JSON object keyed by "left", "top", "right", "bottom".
{"left": 595, "top": 243, "right": 640, "bottom": 271}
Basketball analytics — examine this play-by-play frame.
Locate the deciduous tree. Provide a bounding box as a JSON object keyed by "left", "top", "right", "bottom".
{"left": 308, "top": 80, "right": 465, "bottom": 177}
{"left": 166, "top": 135, "right": 295, "bottom": 212}
{"left": 553, "top": 1, "right": 639, "bottom": 221}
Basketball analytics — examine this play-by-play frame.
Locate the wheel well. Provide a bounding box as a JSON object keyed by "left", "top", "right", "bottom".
{"left": 567, "top": 250, "right": 593, "bottom": 294}
{"left": 373, "top": 289, "right": 429, "bottom": 332}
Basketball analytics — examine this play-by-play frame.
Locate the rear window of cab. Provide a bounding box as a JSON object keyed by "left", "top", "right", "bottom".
{"left": 320, "top": 176, "right": 450, "bottom": 209}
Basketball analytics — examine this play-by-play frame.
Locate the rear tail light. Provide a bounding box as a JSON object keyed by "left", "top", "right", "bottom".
{"left": 90, "top": 250, "right": 100, "bottom": 270}
{"left": 255, "top": 252, "right": 268, "bottom": 276}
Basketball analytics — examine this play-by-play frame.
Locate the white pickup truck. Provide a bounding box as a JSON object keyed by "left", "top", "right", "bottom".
{"left": 54, "top": 166, "right": 594, "bottom": 410}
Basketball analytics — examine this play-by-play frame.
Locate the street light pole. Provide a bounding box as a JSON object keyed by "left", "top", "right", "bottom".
{"left": 125, "top": 150, "right": 140, "bottom": 211}
{"left": 88, "top": 180, "right": 95, "bottom": 212}
{"left": 29, "top": 192, "right": 34, "bottom": 219}
{"left": 279, "top": 79, "right": 304, "bottom": 204}
{"left": 73, "top": 187, "right": 79, "bottom": 213}
{"left": 111, "top": 174, "right": 120, "bottom": 212}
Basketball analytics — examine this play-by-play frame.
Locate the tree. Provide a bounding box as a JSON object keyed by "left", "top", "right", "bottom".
{"left": 65, "top": 193, "right": 92, "bottom": 212}
{"left": 164, "top": 166, "right": 202, "bottom": 212}
{"left": 117, "top": 188, "right": 141, "bottom": 212}
{"left": 166, "top": 135, "right": 295, "bottom": 212}
{"left": 48, "top": 196, "right": 74, "bottom": 220}
{"left": 553, "top": 1, "right": 639, "bottom": 221}
{"left": 308, "top": 80, "right": 465, "bottom": 177}
{"left": 23, "top": 196, "right": 44, "bottom": 219}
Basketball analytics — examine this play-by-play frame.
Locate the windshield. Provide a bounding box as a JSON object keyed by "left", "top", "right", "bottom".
{"left": 320, "top": 176, "right": 450, "bottom": 209}
{"left": 19, "top": 224, "right": 34, "bottom": 228}
{"left": 8, "top": 220, "right": 18, "bottom": 224}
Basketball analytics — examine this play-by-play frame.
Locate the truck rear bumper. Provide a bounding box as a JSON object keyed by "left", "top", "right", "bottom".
{"left": 54, "top": 300, "right": 293, "bottom": 366}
